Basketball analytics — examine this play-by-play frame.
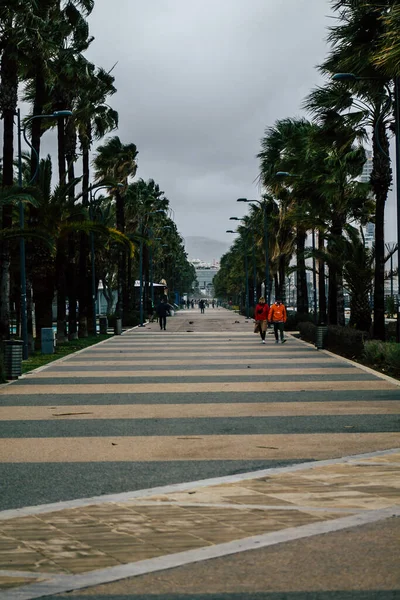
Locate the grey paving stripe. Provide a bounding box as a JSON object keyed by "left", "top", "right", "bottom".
{"left": 42, "top": 362, "right": 347, "bottom": 372}
{"left": 11, "top": 374, "right": 380, "bottom": 385}
{"left": 1, "top": 414, "right": 398, "bottom": 438}
{"left": 64, "top": 353, "right": 319, "bottom": 361}
{"left": 0, "top": 459, "right": 305, "bottom": 511}
{"left": 3, "top": 389, "right": 400, "bottom": 406}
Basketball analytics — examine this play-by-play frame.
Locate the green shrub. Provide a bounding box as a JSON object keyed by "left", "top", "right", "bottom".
{"left": 385, "top": 343, "right": 400, "bottom": 375}
{"left": 0, "top": 349, "right": 6, "bottom": 383}
{"left": 363, "top": 340, "right": 400, "bottom": 377}
{"left": 363, "top": 340, "right": 386, "bottom": 366}
{"left": 385, "top": 321, "right": 398, "bottom": 342}
{"left": 298, "top": 321, "right": 317, "bottom": 343}
{"left": 286, "top": 312, "right": 314, "bottom": 331}
{"left": 325, "top": 325, "right": 368, "bottom": 359}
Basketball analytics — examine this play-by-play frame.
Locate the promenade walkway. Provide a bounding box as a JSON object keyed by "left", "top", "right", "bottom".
{"left": 0, "top": 308, "right": 399, "bottom": 598}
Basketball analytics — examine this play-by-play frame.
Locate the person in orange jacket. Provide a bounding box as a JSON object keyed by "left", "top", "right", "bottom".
{"left": 268, "top": 298, "right": 287, "bottom": 343}
{"left": 254, "top": 297, "right": 270, "bottom": 344}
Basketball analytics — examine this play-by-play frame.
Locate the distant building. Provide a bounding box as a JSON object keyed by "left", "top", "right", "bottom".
{"left": 360, "top": 151, "right": 375, "bottom": 248}
{"left": 360, "top": 149, "right": 373, "bottom": 183}
{"left": 190, "top": 258, "right": 220, "bottom": 296}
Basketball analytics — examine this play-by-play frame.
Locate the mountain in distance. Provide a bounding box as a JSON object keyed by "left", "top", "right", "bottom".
{"left": 184, "top": 236, "right": 230, "bottom": 263}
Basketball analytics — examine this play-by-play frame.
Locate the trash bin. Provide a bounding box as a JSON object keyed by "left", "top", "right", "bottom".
{"left": 4, "top": 340, "right": 23, "bottom": 379}
{"left": 114, "top": 318, "right": 122, "bottom": 335}
{"left": 99, "top": 316, "right": 108, "bottom": 335}
{"left": 315, "top": 325, "right": 328, "bottom": 350}
{"left": 41, "top": 328, "right": 55, "bottom": 354}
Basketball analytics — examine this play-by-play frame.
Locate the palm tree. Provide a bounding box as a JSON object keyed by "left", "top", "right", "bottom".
{"left": 93, "top": 136, "right": 138, "bottom": 322}
{"left": 316, "top": 0, "right": 394, "bottom": 338}
{"left": 373, "top": 3, "right": 400, "bottom": 76}
{"left": 258, "top": 118, "right": 319, "bottom": 315}
{"left": 0, "top": 0, "right": 32, "bottom": 340}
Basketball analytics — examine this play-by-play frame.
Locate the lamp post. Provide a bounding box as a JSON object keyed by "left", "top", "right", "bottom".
{"left": 333, "top": 72, "right": 400, "bottom": 339}
{"left": 17, "top": 109, "right": 72, "bottom": 359}
{"left": 226, "top": 228, "right": 249, "bottom": 318}
{"left": 237, "top": 198, "right": 270, "bottom": 303}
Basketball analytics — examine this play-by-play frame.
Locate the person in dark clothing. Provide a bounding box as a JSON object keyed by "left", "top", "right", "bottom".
{"left": 156, "top": 298, "right": 171, "bottom": 330}
{"left": 199, "top": 299, "right": 205, "bottom": 313}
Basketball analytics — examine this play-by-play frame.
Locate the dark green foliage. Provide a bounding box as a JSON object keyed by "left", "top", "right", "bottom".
{"left": 325, "top": 325, "right": 369, "bottom": 359}
{"left": 298, "top": 321, "right": 317, "bottom": 344}
{"left": 298, "top": 322, "right": 369, "bottom": 359}
{"left": 286, "top": 312, "right": 315, "bottom": 331}
{"left": 363, "top": 340, "right": 400, "bottom": 378}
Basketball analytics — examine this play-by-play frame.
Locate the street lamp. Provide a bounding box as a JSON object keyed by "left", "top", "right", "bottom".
{"left": 17, "top": 109, "right": 73, "bottom": 359}
{"left": 276, "top": 171, "right": 318, "bottom": 323}
{"left": 237, "top": 198, "right": 270, "bottom": 303}
{"left": 333, "top": 71, "right": 400, "bottom": 339}
{"left": 226, "top": 228, "right": 249, "bottom": 318}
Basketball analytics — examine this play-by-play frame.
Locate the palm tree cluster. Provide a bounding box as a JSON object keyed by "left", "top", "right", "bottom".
{"left": 215, "top": 0, "right": 400, "bottom": 339}
{"left": 0, "top": 1, "right": 195, "bottom": 355}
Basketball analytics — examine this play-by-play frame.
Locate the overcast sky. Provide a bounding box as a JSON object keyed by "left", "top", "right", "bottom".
{"left": 38, "top": 0, "right": 397, "bottom": 247}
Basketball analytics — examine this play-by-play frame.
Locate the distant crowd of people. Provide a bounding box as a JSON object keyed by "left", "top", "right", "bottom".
{"left": 181, "top": 298, "right": 221, "bottom": 310}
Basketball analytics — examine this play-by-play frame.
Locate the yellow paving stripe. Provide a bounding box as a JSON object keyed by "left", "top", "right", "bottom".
{"left": 58, "top": 358, "right": 334, "bottom": 367}
{"left": 32, "top": 367, "right": 360, "bottom": 379}
{"left": 0, "top": 401, "right": 399, "bottom": 420}
{"left": 0, "top": 433, "right": 397, "bottom": 462}
{"left": 75, "top": 351, "right": 316, "bottom": 358}
{"left": 3, "top": 381, "right": 396, "bottom": 395}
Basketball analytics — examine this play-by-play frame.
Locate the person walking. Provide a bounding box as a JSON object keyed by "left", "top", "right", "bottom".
{"left": 199, "top": 299, "right": 205, "bottom": 314}
{"left": 156, "top": 298, "right": 170, "bottom": 331}
{"left": 254, "top": 297, "right": 269, "bottom": 344}
{"left": 268, "top": 298, "right": 287, "bottom": 343}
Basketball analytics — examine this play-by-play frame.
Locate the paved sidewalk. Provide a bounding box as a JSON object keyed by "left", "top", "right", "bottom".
{"left": 1, "top": 308, "right": 400, "bottom": 598}
{"left": 0, "top": 449, "right": 399, "bottom": 598}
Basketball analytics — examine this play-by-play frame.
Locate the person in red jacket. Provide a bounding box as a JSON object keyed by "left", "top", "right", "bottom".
{"left": 268, "top": 298, "right": 287, "bottom": 343}
{"left": 254, "top": 297, "right": 270, "bottom": 344}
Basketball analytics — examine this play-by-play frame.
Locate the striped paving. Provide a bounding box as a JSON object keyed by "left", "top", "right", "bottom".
{"left": 1, "top": 308, "right": 400, "bottom": 511}
{"left": 0, "top": 308, "right": 399, "bottom": 598}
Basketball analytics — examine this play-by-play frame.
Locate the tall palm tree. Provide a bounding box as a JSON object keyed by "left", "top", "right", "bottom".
{"left": 258, "top": 118, "right": 319, "bottom": 315}
{"left": 316, "top": 0, "right": 394, "bottom": 338}
{"left": 93, "top": 136, "right": 138, "bottom": 322}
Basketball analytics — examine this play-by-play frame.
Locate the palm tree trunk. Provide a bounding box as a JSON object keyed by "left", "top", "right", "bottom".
{"left": 56, "top": 242, "right": 67, "bottom": 343}
{"left": 115, "top": 190, "right": 126, "bottom": 321}
{"left": 33, "top": 277, "right": 54, "bottom": 350}
{"left": 278, "top": 255, "right": 286, "bottom": 302}
{"left": 78, "top": 139, "right": 90, "bottom": 337}
{"left": 296, "top": 229, "right": 308, "bottom": 315}
{"left": 371, "top": 118, "right": 391, "bottom": 340}
{"left": 0, "top": 45, "right": 18, "bottom": 341}
{"left": 57, "top": 117, "right": 67, "bottom": 186}
{"left": 318, "top": 230, "right": 327, "bottom": 324}
{"left": 337, "top": 272, "right": 345, "bottom": 326}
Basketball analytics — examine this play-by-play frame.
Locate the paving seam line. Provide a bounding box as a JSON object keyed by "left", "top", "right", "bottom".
{"left": 0, "top": 447, "right": 398, "bottom": 521}
{"left": 2, "top": 506, "right": 399, "bottom": 600}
